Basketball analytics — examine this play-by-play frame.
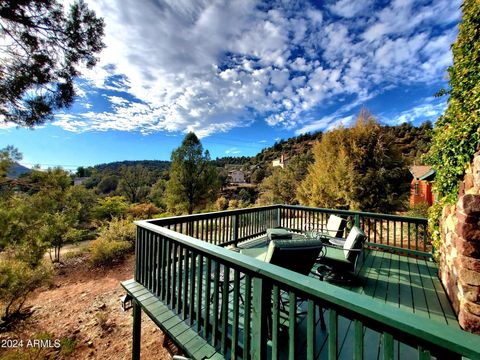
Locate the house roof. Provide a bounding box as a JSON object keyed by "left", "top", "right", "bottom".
{"left": 409, "top": 165, "right": 435, "bottom": 180}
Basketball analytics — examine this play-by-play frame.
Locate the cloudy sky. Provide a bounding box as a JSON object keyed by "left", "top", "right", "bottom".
{"left": 1, "top": 0, "right": 461, "bottom": 169}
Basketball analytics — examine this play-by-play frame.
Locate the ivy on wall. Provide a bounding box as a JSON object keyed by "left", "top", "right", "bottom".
{"left": 426, "top": 0, "right": 480, "bottom": 252}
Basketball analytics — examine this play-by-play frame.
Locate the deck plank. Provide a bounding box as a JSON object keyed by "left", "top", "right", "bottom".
{"left": 415, "top": 258, "right": 448, "bottom": 324}
{"left": 407, "top": 256, "right": 430, "bottom": 318}
{"left": 424, "top": 260, "right": 459, "bottom": 328}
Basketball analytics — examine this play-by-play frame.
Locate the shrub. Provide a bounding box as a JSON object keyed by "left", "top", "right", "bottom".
{"left": 406, "top": 202, "right": 430, "bottom": 218}
{"left": 228, "top": 199, "right": 238, "bottom": 210}
{"left": 89, "top": 237, "right": 132, "bottom": 266}
{"left": 93, "top": 196, "right": 128, "bottom": 220}
{"left": 98, "top": 217, "right": 135, "bottom": 243}
{"left": 215, "top": 196, "right": 228, "bottom": 211}
{"left": 0, "top": 259, "right": 52, "bottom": 320}
{"left": 127, "top": 202, "right": 161, "bottom": 219}
{"left": 60, "top": 337, "right": 77, "bottom": 356}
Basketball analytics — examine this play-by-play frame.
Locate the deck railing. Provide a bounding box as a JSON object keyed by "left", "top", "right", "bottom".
{"left": 151, "top": 204, "right": 430, "bottom": 257}
{"left": 149, "top": 205, "right": 280, "bottom": 247}
{"left": 280, "top": 205, "right": 431, "bottom": 257}
{"left": 134, "top": 209, "right": 480, "bottom": 360}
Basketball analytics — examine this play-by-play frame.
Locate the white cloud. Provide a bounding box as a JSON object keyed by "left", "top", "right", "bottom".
{"left": 0, "top": 121, "right": 16, "bottom": 130}
{"left": 225, "top": 147, "right": 241, "bottom": 154}
{"left": 327, "top": 0, "right": 374, "bottom": 18}
{"left": 295, "top": 114, "right": 355, "bottom": 134}
{"left": 383, "top": 98, "right": 447, "bottom": 125}
{"left": 53, "top": 0, "right": 461, "bottom": 136}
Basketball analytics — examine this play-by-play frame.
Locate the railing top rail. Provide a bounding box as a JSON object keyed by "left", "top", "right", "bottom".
{"left": 280, "top": 204, "right": 428, "bottom": 224}
{"left": 149, "top": 204, "right": 279, "bottom": 225}
{"left": 148, "top": 204, "right": 427, "bottom": 226}
{"left": 135, "top": 220, "right": 479, "bottom": 358}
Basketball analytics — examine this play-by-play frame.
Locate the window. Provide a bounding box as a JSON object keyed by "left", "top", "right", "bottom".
{"left": 414, "top": 181, "right": 419, "bottom": 195}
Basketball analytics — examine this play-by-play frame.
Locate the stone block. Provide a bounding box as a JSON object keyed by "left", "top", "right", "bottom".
{"left": 455, "top": 210, "right": 480, "bottom": 224}
{"left": 464, "top": 173, "right": 474, "bottom": 192}
{"left": 473, "top": 153, "right": 480, "bottom": 188}
{"left": 442, "top": 204, "right": 452, "bottom": 219}
{"left": 459, "top": 283, "right": 480, "bottom": 302}
{"left": 460, "top": 255, "right": 480, "bottom": 272}
{"left": 455, "top": 236, "right": 480, "bottom": 257}
{"left": 445, "top": 213, "right": 457, "bottom": 232}
{"left": 457, "top": 194, "right": 480, "bottom": 216}
{"left": 459, "top": 308, "right": 480, "bottom": 334}
{"left": 459, "top": 267, "right": 480, "bottom": 286}
{"left": 456, "top": 222, "right": 480, "bottom": 242}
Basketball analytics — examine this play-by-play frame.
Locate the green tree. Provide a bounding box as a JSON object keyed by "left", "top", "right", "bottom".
{"left": 166, "top": 132, "right": 220, "bottom": 214}
{"left": 67, "top": 186, "right": 97, "bottom": 226}
{"left": 258, "top": 155, "right": 310, "bottom": 205}
{"left": 24, "top": 168, "right": 84, "bottom": 263}
{"left": 0, "top": 0, "right": 105, "bottom": 127}
{"left": 0, "top": 146, "right": 22, "bottom": 178}
{"left": 298, "top": 110, "right": 409, "bottom": 213}
{"left": 93, "top": 196, "right": 129, "bottom": 220}
{"left": 96, "top": 174, "right": 118, "bottom": 194}
{"left": 117, "top": 165, "right": 152, "bottom": 203}
{"left": 251, "top": 167, "right": 266, "bottom": 184}
{"left": 75, "top": 166, "right": 92, "bottom": 178}
{"left": 148, "top": 178, "right": 167, "bottom": 209}
{"left": 0, "top": 258, "right": 51, "bottom": 320}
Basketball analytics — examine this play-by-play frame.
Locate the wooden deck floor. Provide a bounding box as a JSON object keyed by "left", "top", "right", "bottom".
{"left": 294, "top": 250, "right": 458, "bottom": 360}
{"left": 231, "top": 238, "right": 458, "bottom": 359}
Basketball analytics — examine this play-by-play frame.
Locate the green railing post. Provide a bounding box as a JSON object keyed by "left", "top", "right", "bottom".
{"left": 354, "top": 213, "right": 360, "bottom": 227}
{"left": 276, "top": 206, "right": 281, "bottom": 227}
{"left": 132, "top": 300, "right": 141, "bottom": 360}
{"left": 233, "top": 214, "right": 239, "bottom": 245}
{"left": 252, "top": 277, "right": 270, "bottom": 360}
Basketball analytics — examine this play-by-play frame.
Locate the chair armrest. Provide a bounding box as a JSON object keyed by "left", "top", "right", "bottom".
{"left": 321, "top": 243, "right": 363, "bottom": 252}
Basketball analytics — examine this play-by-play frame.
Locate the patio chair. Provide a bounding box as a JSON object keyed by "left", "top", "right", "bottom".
{"left": 240, "top": 237, "right": 324, "bottom": 276}
{"left": 241, "top": 236, "right": 327, "bottom": 331}
{"left": 304, "top": 214, "right": 347, "bottom": 241}
{"left": 316, "top": 226, "right": 366, "bottom": 284}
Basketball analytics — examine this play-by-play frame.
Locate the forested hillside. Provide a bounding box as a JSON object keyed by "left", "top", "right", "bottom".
{"left": 250, "top": 121, "right": 432, "bottom": 168}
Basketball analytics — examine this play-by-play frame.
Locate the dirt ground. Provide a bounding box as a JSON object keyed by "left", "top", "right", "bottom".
{"left": 0, "top": 254, "right": 174, "bottom": 359}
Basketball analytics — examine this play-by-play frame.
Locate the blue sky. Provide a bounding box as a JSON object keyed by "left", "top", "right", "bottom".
{"left": 0, "top": 0, "right": 461, "bottom": 170}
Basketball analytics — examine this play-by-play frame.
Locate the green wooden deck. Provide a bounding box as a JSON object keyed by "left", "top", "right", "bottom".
{"left": 126, "top": 206, "right": 480, "bottom": 360}
{"left": 124, "top": 246, "right": 458, "bottom": 359}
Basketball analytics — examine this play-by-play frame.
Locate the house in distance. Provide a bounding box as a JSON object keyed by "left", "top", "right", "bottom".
{"left": 272, "top": 154, "right": 289, "bottom": 169}
{"left": 228, "top": 169, "right": 246, "bottom": 184}
{"left": 409, "top": 165, "right": 436, "bottom": 207}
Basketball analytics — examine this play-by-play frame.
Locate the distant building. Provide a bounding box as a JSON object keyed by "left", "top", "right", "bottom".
{"left": 409, "top": 165, "right": 435, "bottom": 207}
{"left": 228, "top": 170, "right": 245, "bottom": 184}
{"left": 74, "top": 177, "right": 89, "bottom": 186}
{"left": 272, "top": 154, "right": 289, "bottom": 169}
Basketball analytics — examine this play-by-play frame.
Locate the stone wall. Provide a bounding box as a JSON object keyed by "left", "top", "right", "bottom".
{"left": 440, "top": 152, "right": 480, "bottom": 333}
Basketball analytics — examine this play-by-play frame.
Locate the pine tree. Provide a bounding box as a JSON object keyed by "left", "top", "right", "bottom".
{"left": 166, "top": 133, "right": 220, "bottom": 214}
{"left": 0, "top": 0, "right": 105, "bottom": 126}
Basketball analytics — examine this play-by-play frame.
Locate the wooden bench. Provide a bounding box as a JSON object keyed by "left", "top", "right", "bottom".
{"left": 121, "top": 279, "right": 223, "bottom": 360}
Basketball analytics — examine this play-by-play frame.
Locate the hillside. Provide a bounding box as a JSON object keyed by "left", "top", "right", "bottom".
{"left": 247, "top": 122, "right": 432, "bottom": 170}
{"left": 249, "top": 131, "right": 322, "bottom": 167}
{"left": 6, "top": 162, "right": 31, "bottom": 178}
{"left": 93, "top": 160, "right": 170, "bottom": 174}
